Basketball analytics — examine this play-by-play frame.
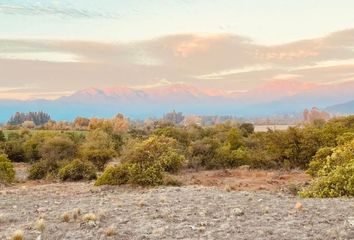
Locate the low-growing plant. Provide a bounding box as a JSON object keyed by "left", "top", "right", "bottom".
{"left": 128, "top": 164, "right": 164, "bottom": 186}
{"left": 301, "top": 139, "right": 354, "bottom": 197}
{"left": 0, "top": 154, "right": 15, "bottom": 183}
{"left": 35, "top": 218, "right": 45, "bottom": 232}
{"left": 39, "top": 136, "right": 77, "bottom": 161}
{"left": 28, "top": 158, "right": 61, "bottom": 180}
{"left": 300, "top": 160, "right": 354, "bottom": 198}
{"left": 82, "top": 213, "right": 97, "bottom": 222}
{"left": 105, "top": 226, "right": 118, "bottom": 237}
{"left": 163, "top": 174, "right": 182, "bottom": 186}
{"left": 159, "top": 150, "right": 186, "bottom": 173}
{"left": 80, "top": 149, "right": 116, "bottom": 170}
{"left": 80, "top": 129, "right": 117, "bottom": 170}
{"left": 11, "top": 230, "right": 24, "bottom": 240}
{"left": 96, "top": 135, "right": 186, "bottom": 187}
{"left": 95, "top": 164, "right": 130, "bottom": 186}
{"left": 61, "top": 212, "right": 71, "bottom": 222}
{"left": 58, "top": 159, "right": 97, "bottom": 181}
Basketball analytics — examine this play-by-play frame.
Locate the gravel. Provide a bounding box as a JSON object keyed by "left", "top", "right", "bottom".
{"left": 1, "top": 182, "right": 354, "bottom": 239}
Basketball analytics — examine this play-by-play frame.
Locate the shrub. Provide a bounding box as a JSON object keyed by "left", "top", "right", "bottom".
{"left": 11, "top": 230, "right": 24, "bottom": 240}
{"left": 306, "top": 147, "right": 333, "bottom": 177}
{"left": 80, "top": 149, "right": 116, "bottom": 170}
{"left": 0, "top": 130, "right": 5, "bottom": 142}
{"left": 39, "top": 136, "right": 77, "bottom": 161}
{"left": 58, "top": 159, "right": 97, "bottom": 181}
{"left": 301, "top": 139, "right": 354, "bottom": 197}
{"left": 96, "top": 135, "right": 184, "bottom": 186}
{"left": 4, "top": 140, "right": 25, "bottom": 162}
{"left": 211, "top": 145, "right": 249, "bottom": 169}
{"left": 128, "top": 164, "right": 164, "bottom": 186}
{"left": 95, "top": 164, "right": 130, "bottom": 186}
{"left": 28, "top": 158, "right": 62, "bottom": 180}
{"left": 96, "top": 163, "right": 165, "bottom": 187}
{"left": 300, "top": 160, "right": 354, "bottom": 198}
{"left": 0, "top": 154, "right": 15, "bottom": 183}
{"left": 80, "top": 129, "right": 117, "bottom": 170}
{"left": 159, "top": 150, "right": 186, "bottom": 173}
{"left": 239, "top": 123, "right": 254, "bottom": 137}
{"left": 23, "top": 132, "right": 53, "bottom": 162}
{"left": 187, "top": 137, "right": 220, "bottom": 170}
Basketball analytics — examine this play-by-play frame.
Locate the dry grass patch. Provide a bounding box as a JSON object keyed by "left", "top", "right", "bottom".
{"left": 72, "top": 208, "right": 81, "bottom": 221}
{"left": 11, "top": 230, "right": 24, "bottom": 240}
{"left": 61, "top": 212, "right": 71, "bottom": 222}
{"left": 82, "top": 213, "right": 97, "bottom": 222}
{"left": 35, "top": 218, "right": 45, "bottom": 232}
{"left": 105, "top": 226, "right": 118, "bottom": 237}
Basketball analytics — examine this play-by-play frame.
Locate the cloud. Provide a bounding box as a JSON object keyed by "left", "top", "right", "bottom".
{"left": 0, "top": 2, "right": 119, "bottom": 19}
{"left": 1, "top": 29, "right": 354, "bottom": 99}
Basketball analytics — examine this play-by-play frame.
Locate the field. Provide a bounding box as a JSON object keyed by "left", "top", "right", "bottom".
{"left": 1, "top": 165, "right": 354, "bottom": 240}
{"left": 2, "top": 116, "right": 354, "bottom": 239}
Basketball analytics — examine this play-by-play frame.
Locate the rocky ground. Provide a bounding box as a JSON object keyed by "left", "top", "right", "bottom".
{"left": 1, "top": 165, "right": 354, "bottom": 239}
{"left": 1, "top": 181, "right": 354, "bottom": 240}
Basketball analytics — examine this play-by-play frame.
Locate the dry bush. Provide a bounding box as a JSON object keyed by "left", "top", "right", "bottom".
{"left": 105, "top": 226, "right": 118, "bottom": 237}
{"left": 61, "top": 212, "right": 70, "bottom": 222}
{"left": 35, "top": 218, "right": 45, "bottom": 232}
{"left": 11, "top": 230, "right": 24, "bottom": 240}
{"left": 82, "top": 213, "right": 97, "bottom": 222}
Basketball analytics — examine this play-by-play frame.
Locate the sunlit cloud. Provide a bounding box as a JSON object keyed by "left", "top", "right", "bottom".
{"left": 195, "top": 65, "right": 273, "bottom": 80}
{"left": 1, "top": 29, "right": 354, "bottom": 99}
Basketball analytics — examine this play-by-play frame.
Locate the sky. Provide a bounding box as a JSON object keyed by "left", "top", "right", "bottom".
{"left": 1, "top": 0, "right": 354, "bottom": 99}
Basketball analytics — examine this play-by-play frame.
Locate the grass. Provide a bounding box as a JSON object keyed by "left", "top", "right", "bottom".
{"left": 105, "top": 226, "right": 118, "bottom": 237}
{"left": 82, "top": 213, "right": 97, "bottom": 222}
{"left": 11, "top": 230, "right": 24, "bottom": 240}
{"left": 61, "top": 212, "right": 71, "bottom": 222}
{"left": 35, "top": 218, "right": 45, "bottom": 232}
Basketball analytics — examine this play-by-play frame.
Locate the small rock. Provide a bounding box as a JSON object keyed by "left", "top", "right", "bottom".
{"left": 347, "top": 217, "right": 354, "bottom": 227}
{"left": 232, "top": 208, "right": 244, "bottom": 216}
{"left": 36, "top": 207, "right": 47, "bottom": 213}
{"left": 294, "top": 202, "right": 303, "bottom": 210}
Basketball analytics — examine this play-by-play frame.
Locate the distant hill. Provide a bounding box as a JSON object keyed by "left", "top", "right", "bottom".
{"left": 1, "top": 80, "right": 354, "bottom": 123}
{"left": 325, "top": 100, "right": 354, "bottom": 114}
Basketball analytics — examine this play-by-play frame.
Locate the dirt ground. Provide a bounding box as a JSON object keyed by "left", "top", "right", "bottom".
{"left": 176, "top": 168, "right": 310, "bottom": 192}
{"left": 1, "top": 164, "right": 354, "bottom": 239}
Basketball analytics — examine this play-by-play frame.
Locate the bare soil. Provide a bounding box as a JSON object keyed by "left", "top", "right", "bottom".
{"left": 1, "top": 165, "right": 354, "bottom": 239}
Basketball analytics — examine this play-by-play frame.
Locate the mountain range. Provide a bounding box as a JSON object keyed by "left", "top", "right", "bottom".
{"left": 1, "top": 80, "right": 354, "bottom": 123}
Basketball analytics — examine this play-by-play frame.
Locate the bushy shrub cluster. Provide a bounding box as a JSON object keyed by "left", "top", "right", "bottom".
{"left": 300, "top": 139, "right": 354, "bottom": 197}
{"left": 80, "top": 129, "right": 117, "bottom": 170}
{"left": 96, "top": 135, "right": 185, "bottom": 186}
{"left": 58, "top": 159, "right": 97, "bottom": 181}
{"left": 0, "top": 154, "right": 15, "bottom": 183}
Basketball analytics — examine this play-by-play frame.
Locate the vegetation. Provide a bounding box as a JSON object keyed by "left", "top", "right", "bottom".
{"left": 58, "top": 159, "right": 97, "bottom": 181}
{"left": 8, "top": 111, "right": 51, "bottom": 126}
{"left": 3, "top": 113, "right": 354, "bottom": 196}
{"left": 0, "top": 154, "right": 15, "bottom": 183}
{"left": 96, "top": 135, "right": 185, "bottom": 186}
